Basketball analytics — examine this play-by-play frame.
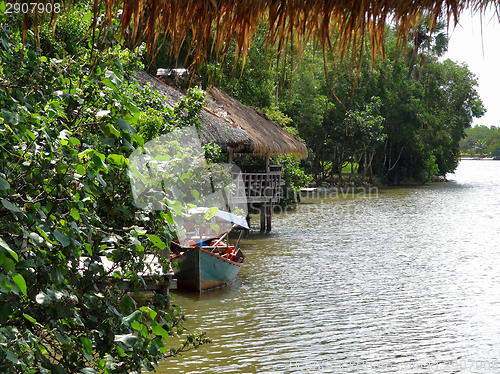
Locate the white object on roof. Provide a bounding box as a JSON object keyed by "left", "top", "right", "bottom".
{"left": 188, "top": 207, "right": 249, "bottom": 230}
{"left": 157, "top": 68, "right": 188, "bottom": 76}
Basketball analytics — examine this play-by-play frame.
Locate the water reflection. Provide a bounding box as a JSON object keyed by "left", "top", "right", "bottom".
{"left": 159, "top": 160, "right": 500, "bottom": 373}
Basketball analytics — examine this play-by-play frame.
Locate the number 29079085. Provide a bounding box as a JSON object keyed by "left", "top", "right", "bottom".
{"left": 4, "top": 2, "right": 62, "bottom": 14}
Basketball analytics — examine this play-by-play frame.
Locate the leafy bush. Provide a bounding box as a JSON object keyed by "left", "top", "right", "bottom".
{"left": 272, "top": 155, "right": 312, "bottom": 204}
{"left": 0, "top": 6, "right": 208, "bottom": 374}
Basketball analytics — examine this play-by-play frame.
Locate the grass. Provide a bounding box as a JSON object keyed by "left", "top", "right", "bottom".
{"left": 321, "top": 161, "right": 360, "bottom": 173}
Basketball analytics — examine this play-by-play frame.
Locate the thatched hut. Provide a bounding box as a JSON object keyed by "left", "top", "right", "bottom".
{"left": 133, "top": 70, "right": 307, "bottom": 231}
{"left": 134, "top": 71, "right": 307, "bottom": 160}
{"left": 205, "top": 86, "right": 308, "bottom": 160}
{"left": 134, "top": 70, "right": 252, "bottom": 152}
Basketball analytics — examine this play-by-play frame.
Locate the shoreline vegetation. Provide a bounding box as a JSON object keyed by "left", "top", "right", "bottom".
{"left": 301, "top": 156, "right": 499, "bottom": 193}
{"left": 152, "top": 17, "right": 487, "bottom": 188}
{"left": 305, "top": 172, "right": 450, "bottom": 189}
{"left": 460, "top": 156, "right": 500, "bottom": 160}
{"left": 459, "top": 125, "right": 500, "bottom": 159}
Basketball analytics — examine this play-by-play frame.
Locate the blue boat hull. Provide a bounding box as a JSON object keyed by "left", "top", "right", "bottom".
{"left": 172, "top": 248, "right": 243, "bottom": 291}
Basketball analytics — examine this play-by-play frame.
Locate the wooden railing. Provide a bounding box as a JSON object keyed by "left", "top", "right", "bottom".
{"left": 229, "top": 165, "right": 284, "bottom": 204}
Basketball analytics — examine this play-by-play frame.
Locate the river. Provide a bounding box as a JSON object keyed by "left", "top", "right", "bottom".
{"left": 159, "top": 159, "right": 500, "bottom": 373}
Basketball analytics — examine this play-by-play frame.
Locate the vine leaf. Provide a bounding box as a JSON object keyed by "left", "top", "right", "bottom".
{"left": 12, "top": 274, "right": 27, "bottom": 296}
{"left": 53, "top": 230, "right": 71, "bottom": 247}
{"left": 0, "top": 237, "right": 18, "bottom": 261}
{"left": 0, "top": 176, "right": 10, "bottom": 190}
{"left": 2, "top": 199, "right": 23, "bottom": 213}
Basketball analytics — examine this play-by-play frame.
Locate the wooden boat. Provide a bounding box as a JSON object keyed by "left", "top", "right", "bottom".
{"left": 170, "top": 209, "right": 248, "bottom": 292}
{"left": 170, "top": 235, "right": 244, "bottom": 291}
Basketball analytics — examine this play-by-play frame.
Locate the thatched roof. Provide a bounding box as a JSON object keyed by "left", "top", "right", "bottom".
{"left": 133, "top": 71, "right": 307, "bottom": 158}
{"left": 206, "top": 87, "right": 308, "bottom": 159}
{"left": 73, "top": 1, "right": 498, "bottom": 73}
{"left": 134, "top": 71, "right": 252, "bottom": 151}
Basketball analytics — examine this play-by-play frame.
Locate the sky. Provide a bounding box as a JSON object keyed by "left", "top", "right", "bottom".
{"left": 443, "top": 8, "right": 500, "bottom": 128}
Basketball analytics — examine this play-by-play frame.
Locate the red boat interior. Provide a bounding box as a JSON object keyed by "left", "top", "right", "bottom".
{"left": 170, "top": 235, "right": 244, "bottom": 264}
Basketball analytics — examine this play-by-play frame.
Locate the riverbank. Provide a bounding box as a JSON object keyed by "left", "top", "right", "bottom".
{"left": 305, "top": 173, "right": 449, "bottom": 192}
{"left": 460, "top": 156, "right": 500, "bottom": 160}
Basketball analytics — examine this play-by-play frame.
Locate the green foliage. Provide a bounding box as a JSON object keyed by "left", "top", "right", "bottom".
{"left": 488, "top": 140, "right": 500, "bottom": 157}
{"left": 204, "top": 142, "right": 226, "bottom": 163}
{"left": 199, "top": 23, "right": 484, "bottom": 185}
{"left": 338, "top": 97, "right": 386, "bottom": 180}
{"left": 199, "top": 22, "right": 276, "bottom": 109}
{"left": 462, "top": 127, "right": 500, "bottom": 157}
{"left": 127, "top": 83, "right": 206, "bottom": 142}
{"left": 406, "top": 15, "right": 449, "bottom": 81}
{"left": 272, "top": 155, "right": 312, "bottom": 203}
{"left": 426, "top": 155, "right": 440, "bottom": 180}
{"left": 259, "top": 103, "right": 306, "bottom": 145}
{"left": 467, "top": 125, "right": 495, "bottom": 141}
{"left": 483, "top": 129, "right": 500, "bottom": 147}
{"left": 0, "top": 6, "right": 208, "bottom": 374}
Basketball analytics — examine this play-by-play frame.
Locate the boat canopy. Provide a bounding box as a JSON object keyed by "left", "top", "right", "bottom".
{"left": 187, "top": 207, "right": 249, "bottom": 230}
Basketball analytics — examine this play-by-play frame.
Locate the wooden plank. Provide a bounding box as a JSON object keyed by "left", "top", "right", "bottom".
{"left": 266, "top": 203, "right": 272, "bottom": 232}
{"left": 260, "top": 203, "right": 266, "bottom": 232}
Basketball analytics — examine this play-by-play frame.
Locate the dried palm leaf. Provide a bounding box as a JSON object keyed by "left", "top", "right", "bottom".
{"left": 19, "top": 0, "right": 500, "bottom": 81}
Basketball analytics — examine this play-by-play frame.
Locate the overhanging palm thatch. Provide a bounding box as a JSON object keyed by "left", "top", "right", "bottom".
{"left": 134, "top": 70, "right": 252, "bottom": 151}
{"left": 54, "top": 0, "right": 498, "bottom": 73}
{"left": 206, "top": 86, "right": 308, "bottom": 159}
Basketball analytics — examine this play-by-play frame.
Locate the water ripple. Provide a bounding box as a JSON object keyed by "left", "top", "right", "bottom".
{"left": 160, "top": 160, "right": 500, "bottom": 373}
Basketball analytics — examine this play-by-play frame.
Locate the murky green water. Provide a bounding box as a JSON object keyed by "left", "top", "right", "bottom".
{"left": 158, "top": 160, "right": 500, "bottom": 373}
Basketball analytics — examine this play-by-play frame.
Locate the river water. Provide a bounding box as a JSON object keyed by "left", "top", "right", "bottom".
{"left": 159, "top": 159, "right": 500, "bottom": 373}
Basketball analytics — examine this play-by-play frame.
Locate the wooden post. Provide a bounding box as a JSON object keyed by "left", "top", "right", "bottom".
{"left": 264, "top": 156, "right": 271, "bottom": 232}
{"left": 266, "top": 202, "right": 272, "bottom": 232}
{"left": 246, "top": 214, "right": 251, "bottom": 237}
{"left": 162, "top": 274, "right": 172, "bottom": 309}
{"left": 235, "top": 230, "right": 244, "bottom": 250}
{"left": 260, "top": 203, "right": 266, "bottom": 232}
{"left": 228, "top": 148, "right": 233, "bottom": 164}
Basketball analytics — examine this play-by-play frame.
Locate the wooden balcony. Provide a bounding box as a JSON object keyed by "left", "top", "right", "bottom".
{"left": 229, "top": 165, "right": 284, "bottom": 205}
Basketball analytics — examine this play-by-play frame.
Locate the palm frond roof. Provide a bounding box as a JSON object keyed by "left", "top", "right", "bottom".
{"left": 134, "top": 71, "right": 307, "bottom": 158}
{"left": 91, "top": 0, "right": 496, "bottom": 70}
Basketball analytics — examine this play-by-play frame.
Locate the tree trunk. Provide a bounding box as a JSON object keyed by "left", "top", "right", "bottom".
{"left": 406, "top": 34, "right": 423, "bottom": 81}
{"left": 358, "top": 154, "right": 365, "bottom": 175}
{"left": 349, "top": 155, "right": 355, "bottom": 181}
{"left": 406, "top": 46, "right": 418, "bottom": 81}
{"left": 368, "top": 152, "right": 375, "bottom": 184}
{"left": 337, "top": 147, "right": 344, "bottom": 182}
{"left": 362, "top": 151, "right": 368, "bottom": 180}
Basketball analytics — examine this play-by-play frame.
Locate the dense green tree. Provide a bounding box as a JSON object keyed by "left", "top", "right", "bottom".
{"left": 420, "top": 59, "right": 485, "bottom": 173}
{"left": 193, "top": 17, "right": 484, "bottom": 185}
{"left": 483, "top": 129, "right": 500, "bottom": 148}
{"left": 342, "top": 97, "right": 386, "bottom": 182}
{"left": 475, "top": 140, "right": 488, "bottom": 157}
{"left": 460, "top": 126, "right": 500, "bottom": 157}
{"left": 488, "top": 141, "right": 500, "bottom": 157}
{"left": 467, "top": 125, "right": 495, "bottom": 140}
